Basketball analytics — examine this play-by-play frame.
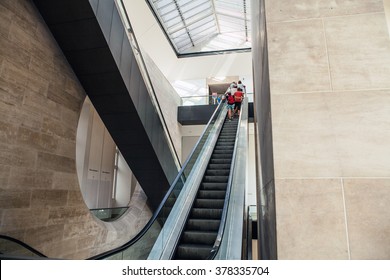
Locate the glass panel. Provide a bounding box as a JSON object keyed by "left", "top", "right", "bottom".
{"left": 182, "top": 3, "right": 211, "bottom": 19}
{"left": 154, "top": 0, "right": 175, "bottom": 9}
{"left": 174, "top": 37, "right": 192, "bottom": 49}
{"left": 90, "top": 207, "right": 129, "bottom": 222}
{"left": 187, "top": 14, "right": 215, "bottom": 31}
{"left": 165, "top": 14, "right": 183, "bottom": 28}
{"left": 158, "top": 4, "right": 176, "bottom": 16}
{"left": 170, "top": 28, "right": 188, "bottom": 40}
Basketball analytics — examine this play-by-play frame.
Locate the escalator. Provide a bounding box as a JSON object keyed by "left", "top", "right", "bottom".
{"left": 1, "top": 0, "right": 247, "bottom": 260}
{"left": 0, "top": 100, "right": 247, "bottom": 260}
{"left": 173, "top": 117, "right": 239, "bottom": 259}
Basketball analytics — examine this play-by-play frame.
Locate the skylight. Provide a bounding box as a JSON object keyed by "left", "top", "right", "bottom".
{"left": 146, "top": 0, "right": 251, "bottom": 56}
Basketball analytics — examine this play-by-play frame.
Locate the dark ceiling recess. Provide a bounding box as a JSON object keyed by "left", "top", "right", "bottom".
{"left": 32, "top": 0, "right": 178, "bottom": 209}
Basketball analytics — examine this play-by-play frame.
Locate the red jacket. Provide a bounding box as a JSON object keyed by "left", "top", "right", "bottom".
{"left": 234, "top": 91, "right": 243, "bottom": 102}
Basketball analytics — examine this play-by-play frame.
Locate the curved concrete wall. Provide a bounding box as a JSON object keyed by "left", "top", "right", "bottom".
{"left": 0, "top": 0, "right": 151, "bottom": 259}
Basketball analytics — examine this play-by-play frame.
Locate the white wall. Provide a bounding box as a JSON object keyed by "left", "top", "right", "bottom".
{"left": 114, "top": 151, "right": 134, "bottom": 207}
{"left": 76, "top": 98, "right": 117, "bottom": 209}
{"left": 384, "top": 0, "right": 390, "bottom": 37}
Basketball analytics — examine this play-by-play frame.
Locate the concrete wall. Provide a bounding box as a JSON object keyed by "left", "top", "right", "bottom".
{"left": 0, "top": 0, "right": 151, "bottom": 259}
{"left": 265, "top": 0, "right": 390, "bottom": 259}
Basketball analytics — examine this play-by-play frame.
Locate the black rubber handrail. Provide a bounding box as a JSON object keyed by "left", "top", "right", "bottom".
{"left": 0, "top": 234, "right": 47, "bottom": 258}
{"left": 89, "top": 101, "right": 224, "bottom": 260}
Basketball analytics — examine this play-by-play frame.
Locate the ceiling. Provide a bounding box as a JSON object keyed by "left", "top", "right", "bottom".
{"left": 146, "top": 0, "right": 251, "bottom": 56}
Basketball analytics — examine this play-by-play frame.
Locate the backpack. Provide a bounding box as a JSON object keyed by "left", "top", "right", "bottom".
{"left": 234, "top": 93, "right": 242, "bottom": 102}
{"left": 227, "top": 94, "right": 235, "bottom": 104}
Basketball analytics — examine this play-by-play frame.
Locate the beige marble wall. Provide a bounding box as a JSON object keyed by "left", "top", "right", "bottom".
{"left": 0, "top": 0, "right": 152, "bottom": 259}
{"left": 265, "top": 0, "right": 390, "bottom": 259}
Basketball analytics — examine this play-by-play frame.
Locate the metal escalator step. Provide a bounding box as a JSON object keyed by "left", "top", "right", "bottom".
{"left": 198, "top": 190, "right": 226, "bottom": 199}
{"left": 203, "top": 175, "right": 229, "bottom": 183}
{"left": 216, "top": 139, "right": 235, "bottom": 143}
{"left": 186, "top": 219, "right": 221, "bottom": 231}
{"left": 205, "top": 169, "right": 230, "bottom": 176}
{"left": 181, "top": 231, "right": 218, "bottom": 245}
{"left": 211, "top": 153, "right": 233, "bottom": 159}
{"left": 190, "top": 208, "right": 223, "bottom": 219}
{"left": 212, "top": 149, "right": 233, "bottom": 154}
{"left": 209, "top": 158, "right": 231, "bottom": 164}
{"left": 194, "top": 198, "right": 224, "bottom": 208}
{"left": 200, "top": 182, "right": 227, "bottom": 190}
{"left": 207, "top": 163, "right": 231, "bottom": 170}
{"left": 174, "top": 244, "right": 213, "bottom": 260}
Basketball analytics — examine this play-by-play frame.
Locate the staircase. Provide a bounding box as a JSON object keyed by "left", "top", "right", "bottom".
{"left": 173, "top": 115, "right": 239, "bottom": 259}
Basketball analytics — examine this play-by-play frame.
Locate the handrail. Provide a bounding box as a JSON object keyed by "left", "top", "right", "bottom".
{"left": 116, "top": 0, "right": 181, "bottom": 171}
{"left": 89, "top": 101, "right": 224, "bottom": 260}
{"left": 0, "top": 234, "right": 47, "bottom": 258}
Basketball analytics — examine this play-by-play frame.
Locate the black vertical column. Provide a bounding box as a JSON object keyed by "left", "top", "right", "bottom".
{"left": 251, "top": 0, "right": 278, "bottom": 260}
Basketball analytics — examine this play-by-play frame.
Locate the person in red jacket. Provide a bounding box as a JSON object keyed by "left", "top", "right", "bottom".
{"left": 225, "top": 91, "right": 235, "bottom": 120}
{"left": 234, "top": 87, "right": 244, "bottom": 116}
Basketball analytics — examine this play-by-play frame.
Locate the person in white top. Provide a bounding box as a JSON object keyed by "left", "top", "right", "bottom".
{"left": 237, "top": 80, "right": 246, "bottom": 94}
{"left": 225, "top": 81, "right": 237, "bottom": 94}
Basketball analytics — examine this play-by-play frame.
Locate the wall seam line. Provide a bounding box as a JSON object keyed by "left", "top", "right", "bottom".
{"left": 341, "top": 178, "right": 351, "bottom": 260}
{"left": 322, "top": 18, "right": 333, "bottom": 92}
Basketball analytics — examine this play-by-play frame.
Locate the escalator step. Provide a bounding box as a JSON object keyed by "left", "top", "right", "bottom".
{"left": 205, "top": 169, "right": 230, "bottom": 176}
{"left": 203, "top": 175, "right": 229, "bottom": 182}
{"left": 198, "top": 190, "right": 226, "bottom": 199}
{"left": 186, "top": 219, "right": 220, "bottom": 231}
{"left": 181, "top": 231, "right": 218, "bottom": 245}
{"left": 213, "top": 146, "right": 234, "bottom": 151}
{"left": 200, "top": 182, "right": 227, "bottom": 190}
{"left": 212, "top": 149, "right": 233, "bottom": 154}
{"left": 217, "top": 139, "right": 235, "bottom": 143}
{"left": 211, "top": 154, "right": 233, "bottom": 159}
{"left": 175, "top": 244, "right": 213, "bottom": 260}
{"left": 194, "top": 198, "right": 224, "bottom": 208}
{"left": 208, "top": 163, "right": 231, "bottom": 170}
{"left": 209, "top": 158, "right": 231, "bottom": 164}
{"left": 190, "top": 208, "right": 223, "bottom": 219}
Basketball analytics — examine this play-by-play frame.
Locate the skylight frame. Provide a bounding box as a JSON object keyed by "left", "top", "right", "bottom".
{"left": 146, "top": 0, "right": 251, "bottom": 57}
